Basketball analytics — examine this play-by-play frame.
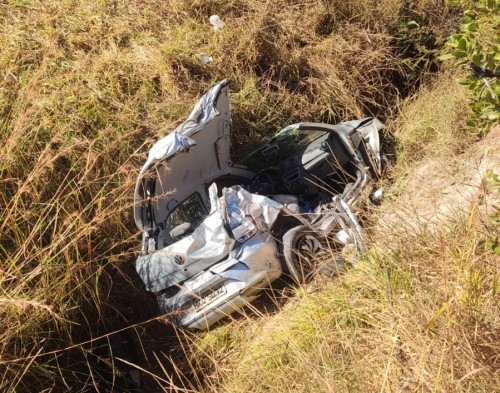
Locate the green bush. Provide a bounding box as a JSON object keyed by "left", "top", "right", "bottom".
{"left": 441, "top": 0, "right": 500, "bottom": 130}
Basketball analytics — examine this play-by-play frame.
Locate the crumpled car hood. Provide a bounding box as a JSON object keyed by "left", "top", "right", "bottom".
{"left": 136, "top": 209, "right": 235, "bottom": 293}
{"left": 136, "top": 184, "right": 283, "bottom": 292}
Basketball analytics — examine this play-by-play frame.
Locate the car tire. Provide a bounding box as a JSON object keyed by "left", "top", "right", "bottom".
{"left": 282, "top": 225, "right": 322, "bottom": 284}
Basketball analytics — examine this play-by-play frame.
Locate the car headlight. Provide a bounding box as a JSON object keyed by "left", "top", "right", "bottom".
{"left": 231, "top": 216, "right": 258, "bottom": 242}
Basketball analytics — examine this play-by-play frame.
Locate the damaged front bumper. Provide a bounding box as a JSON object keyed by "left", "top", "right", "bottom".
{"left": 156, "top": 232, "right": 282, "bottom": 330}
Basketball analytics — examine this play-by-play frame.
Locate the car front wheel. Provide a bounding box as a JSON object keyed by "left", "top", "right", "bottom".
{"left": 282, "top": 225, "right": 322, "bottom": 284}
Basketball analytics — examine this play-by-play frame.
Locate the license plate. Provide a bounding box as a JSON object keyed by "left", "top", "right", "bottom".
{"left": 193, "top": 286, "right": 226, "bottom": 312}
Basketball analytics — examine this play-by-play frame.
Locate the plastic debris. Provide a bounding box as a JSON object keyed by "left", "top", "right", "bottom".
{"left": 199, "top": 54, "right": 213, "bottom": 64}
{"left": 372, "top": 187, "right": 384, "bottom": 202}
{"left": 209, "top": 15, "right": 224, "bottom": 31}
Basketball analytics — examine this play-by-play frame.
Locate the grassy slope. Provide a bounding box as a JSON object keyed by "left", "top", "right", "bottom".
{"left": 2, "top": 0, "right": 498, "bottom": 392}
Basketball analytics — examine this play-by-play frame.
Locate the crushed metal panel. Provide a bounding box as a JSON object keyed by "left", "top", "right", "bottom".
{"left": 133, "top": 79, "right": 232, "bottom": 230}
{"left": 136, "top": 208, "right": 235, "bottom": 292}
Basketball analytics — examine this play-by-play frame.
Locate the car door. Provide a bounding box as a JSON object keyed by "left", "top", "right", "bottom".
{"left": 134, "top": 79, "right": 232, "bottom": 231}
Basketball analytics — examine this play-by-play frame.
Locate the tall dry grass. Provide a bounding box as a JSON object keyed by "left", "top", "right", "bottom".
{"left": 0, "top": 0, "right": 462, "bottom": 391}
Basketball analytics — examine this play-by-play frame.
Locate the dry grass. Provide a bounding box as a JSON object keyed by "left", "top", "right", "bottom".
{"left": 390, "top": 70, "right": 474, "bottom": 167}
{"left": 0, "top": 0, "right": 471, "bottom": 391}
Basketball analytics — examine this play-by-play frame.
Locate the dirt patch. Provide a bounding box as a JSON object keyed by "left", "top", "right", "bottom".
{"left": 378, "top": 126, "right": 500, "bottom": 234}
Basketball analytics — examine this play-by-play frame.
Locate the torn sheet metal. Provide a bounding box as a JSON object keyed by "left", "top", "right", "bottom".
{"left": 136, "top": 209, "right": 234, "bottom": 292}
{"left": 137, "top": 79, "right": 228, "bottom": 175}
{"left": 132, "top": 79, "right": 385, "bottom": 329}
{"left": 222, "top": 185, "right": 283, "bottom": 232}
{"left": 136, "top": 184, "right": 283, "bottom": 292}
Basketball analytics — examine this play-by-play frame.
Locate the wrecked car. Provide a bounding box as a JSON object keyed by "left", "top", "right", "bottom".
{"left": 134, "top": 79, "right": 383, "bottom": 329}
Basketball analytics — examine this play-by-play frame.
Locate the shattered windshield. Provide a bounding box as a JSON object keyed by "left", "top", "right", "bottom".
{"left": 166, "top": 193, "right": 208, "bottom": 240}
{"left": 234, "top": 125, "right": 327, "bottom": 172}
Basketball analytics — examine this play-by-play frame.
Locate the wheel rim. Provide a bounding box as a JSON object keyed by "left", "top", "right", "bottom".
{"left": 294, "top": 235, "right": 321, "bottom": 280}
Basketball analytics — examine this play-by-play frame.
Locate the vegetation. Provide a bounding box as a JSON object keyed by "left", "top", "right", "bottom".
{"left": 440, "top": 0, "right": 500, "bottom": 130}
{"left": 0, "top": 0, "right": 497, "bottom": 392}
